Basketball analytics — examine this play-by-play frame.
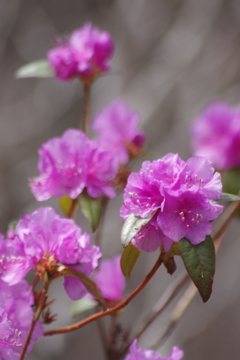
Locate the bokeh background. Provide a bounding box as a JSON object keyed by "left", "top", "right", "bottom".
{"left": 1, "top": 0, "right": 240, "bottom": 359}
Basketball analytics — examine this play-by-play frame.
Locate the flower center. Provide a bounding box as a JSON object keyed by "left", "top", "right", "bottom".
{"left": 179, "top": 210, "right": 203, "bottom": 230}
{"left": 185, "top": 174, "right": 204, "bottom": 190}
{"left": 36, "top": 252, "right": 57, "bottom": 279}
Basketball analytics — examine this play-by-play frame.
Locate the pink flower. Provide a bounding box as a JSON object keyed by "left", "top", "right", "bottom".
{"left": 48, "top": 46, "right": 77, "bottom": 80}
{"left": 92, "top": 101, "right": 145, "bottom": 165}
{"left": 93, "top": 255, "right": 125, "bottom": 302}
{"left": 47, "top": 23, "right": 114, "bottom": 82}
{"left": 190, "top": 102, "right": 240, "bottom": 170}
{"left": 85, "top": 141, "right": 118, "bottom": 199}
{"left": 120, "top": 154, "right": 223, "bottom": 252}
{"left": 0, "top": 207, "right": 101, "bottom": 300}
{"left": 124, "top": 339, "right": 184, "bottom": 360}
{"left": 30, "top": 129, "right": 117, "bottom": 201}
{"left": 0, "top": 279, "right": 43, "bottom": 360}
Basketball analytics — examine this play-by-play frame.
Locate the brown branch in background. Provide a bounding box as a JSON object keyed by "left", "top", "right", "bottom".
{"left": 19, "top": 282, "right": 49, "bottom": 360}
{"left": 212, "top": 199, "right": 240, "bottom": 239}
{"left": 82, "top": 82, "right": 91, "bottom": 135}
{"left": 134, "top": 271, "right": 189, "bottom": 340}
{"left": 96, "top": 315, "right": 110, "bottom": 359}
{"left": 152, "top": 282, "right": 198, "bottom": 350}
{"left": 44, "top": 252, "right": 164, "bottom": 336}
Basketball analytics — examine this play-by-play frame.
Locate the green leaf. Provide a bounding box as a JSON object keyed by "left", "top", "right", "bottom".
{"left": 15, "top": 59, "right": 54, "bottom": 78}
{"left": 63, "top": 268, "right": 107, "bottom": 310}
{"left": 78, "top": 192, "right": 103, "bottom": 232}
{"left": 214, "top": 192, "right": 240, "bottom": 203}
{"left": 71, "top": 297, "right": 97, "bottom": 317}
{"left": 179, "top": 236, "right": 215, "bottom": 302}
{"left": 120, "top": 244, "right": 141, "bottom": 279}
{"left": 121, "top": 211, "right": 156, "bottom": 247}
{"left": 59, "top": 196, "right": 75, "bottom": 217}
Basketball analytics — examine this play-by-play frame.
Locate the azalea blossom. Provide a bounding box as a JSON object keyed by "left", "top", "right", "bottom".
{"left": 124, "top": 339, "right": 184, "bottom": 360}
{"left": 0, "top": 207, "right": 101, "bottom": 300}
{"left": 190, "top": 102, "right": 240, "bottom": 170}
{"left": 93, "top": 255, "right": 125, "bottom": 303}
{"left": 120, "top": 153, "right": 223, "bottom": 252}
{"left": 48, "top": 22, "right": 114, "bottom": 82}
{"left": 0, "top": 279, "right": 43, "bottom": 360}
{"left": 30, "top": 129, "right": 117, "bottom": 201}
{"left": 92, "top": 101, "right": 145, "bottom": 165}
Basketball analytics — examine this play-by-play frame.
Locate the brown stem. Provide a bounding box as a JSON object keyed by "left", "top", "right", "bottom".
{"left": 19, "top": 282, "right": 49, "bottom": 360}
{"left": 44, "top": 252, "right": 164, "bottom": 336}
{"left": 82, "top": 82, "right": 91, "bottom": 135}
{"left": 95, "top": 309, "right": 110, "bottom": 360}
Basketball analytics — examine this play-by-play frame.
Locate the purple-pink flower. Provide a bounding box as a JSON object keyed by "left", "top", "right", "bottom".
{"left": 30, "top": 129, "right": 117, "bottom": 201}
{"left": 85, "top": 140, "right": 118, "bottom": 199}
{"left": 120, "top": 154, "right": 223, "bottom": 252}
{"left": 124, "top": 339, "right": 184, "bottom": 360}
{"left": 92, "top": 101, "right": 145, "bottom": 165}
{"left": 190, "top": 102, "right": 240, "bottom": 170}
{"left": 48, "top": 23, "right": 114, "bottom": 82}
{"left": 0, "top": 279, "right": 43, "bottom": 360}
{"left": 0, "top": 207, "right": 101, "bottom": 300}
{"left": 92, "top": 255, "right": 125, "bottom": 304}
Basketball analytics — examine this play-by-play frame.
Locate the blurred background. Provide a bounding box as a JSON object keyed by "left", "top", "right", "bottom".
{"left": 1, "top": 0, "right": 240, "bottom": 359}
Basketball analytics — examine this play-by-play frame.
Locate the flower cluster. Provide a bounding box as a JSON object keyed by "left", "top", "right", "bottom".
{"left": 0, "top": 207, "right": 101, "bottom": 300}
{"left": 48, "top": 22, "right": 114, "bottom": 82}
{"left": 92, "top": 101, "right": 145, "bottom": 166}
{"left": 124, "top": 339, "right": 184, "bottom": 360}
{"left": 190, "top": 102, "right": 240, "bottom": 170}
{"left": 0, "top": 279, "right": 43, "bottom": 360}
{"left": 92, "top": 255, "right": 125, "bottom": 305}
{"left": 30, "top": 129, "right": 118, "bottom": 201}
{"left": 121, "top": 153, "right": 223, "bottom": 252}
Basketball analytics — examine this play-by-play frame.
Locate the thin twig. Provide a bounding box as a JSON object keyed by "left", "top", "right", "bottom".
{"left": 96, "top": 316, "right": 110, "bottom": 359}
{"left": 212, "top": 199, "right": 240, "bottom": 239}
{"left": 152, "top": 282, "right": 198, "bottom": 349}
{"left": 82, "top": 82, "right": 91, "bottom": 135}
{"left": 19, "top": 282, "right": 49, "bottom": 360}
{"left": 134, "top": 271, "right": 189, "bottom": 339}
{"left": 44, "top": 252, "right": 164, "bottom": 336}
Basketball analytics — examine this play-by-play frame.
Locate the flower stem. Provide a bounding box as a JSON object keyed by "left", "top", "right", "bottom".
{"left": 19, "top": 282, "right": 49, "bottom": 360}
{"left": 44, "top": 252, "right": 164, "bottom": 336}
{"left": 82, "top": 82, "right": 91, "bottom": 135}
